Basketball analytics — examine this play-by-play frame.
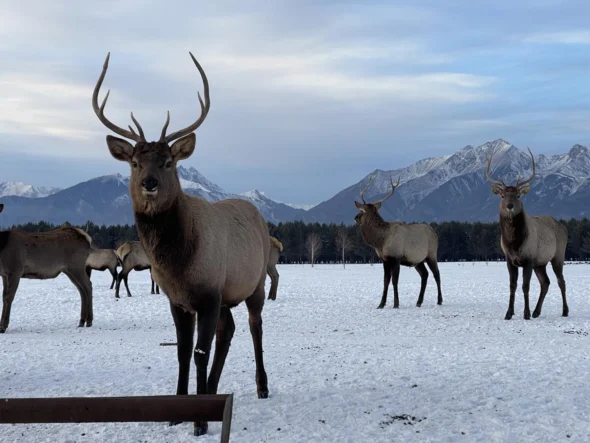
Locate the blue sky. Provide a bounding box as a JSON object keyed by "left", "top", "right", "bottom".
{"left": 1, "top": 1, "right": 590, "bottom": 204}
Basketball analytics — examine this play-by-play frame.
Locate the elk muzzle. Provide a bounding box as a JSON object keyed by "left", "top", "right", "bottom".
{"left": 142, "top": 177, "right": 159, "bottom": 196}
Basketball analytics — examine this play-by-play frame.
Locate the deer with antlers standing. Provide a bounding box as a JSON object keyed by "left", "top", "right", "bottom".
{"left": 486, "top": 148, "right": 569, "bottom": 320}
{"left": 92, "top": 52, "right": 270, "bottom": 437}
{"left": 354, "top": 176, "right": 442, "bottom": 309}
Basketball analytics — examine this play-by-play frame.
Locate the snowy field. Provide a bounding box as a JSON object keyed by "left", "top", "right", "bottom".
{"left": 1, "top": 262, "right": 590, "bottom": 443}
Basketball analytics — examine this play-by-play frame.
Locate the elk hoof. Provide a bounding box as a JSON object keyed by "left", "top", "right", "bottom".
{"left": 258, "top": 391, "right": 269, "bottom": 399}
{"left": 524, "top": 312, "right": 531, "bottom": 320}
{"left": 86, "top": 321, "right": 93, "bottom": 327}
{"left": 127, "top": 294, "right": 132, "bottom": 297}
{"left": 437, "top": 300, "right": 443, "bottom": 305}
{"left": 115, "top": 295, "right": 120, "bottom": 299}
{"left": 393, "top": 305, "right": 399, "bottom": 309}
{"left": 0, "top": 328, "right": 5, "bottom": 333}
{"left": 194, "top": 423, "right": 208, "bottom": 436}
{"left": 169, "top": 420, "right": 183, "bottom": 426}
{"left": 504, "top": 312, "right": 513, "bottom": 320}
{"left": 78, "top": 321, "right": 85, "bottom": 328}
{"left": 532, "top": 310, "right": 541, "bottom": 318}
{"left": 416, "top": 303, "right": 422, "bottom": 308}
{"left": 377, "top": 304, "right": 385, "bottom": 309}
{"left": 563, "top": 308, "right": 569, "bottom": 317}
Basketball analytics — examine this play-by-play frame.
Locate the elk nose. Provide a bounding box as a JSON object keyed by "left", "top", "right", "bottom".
{"left": 506, "top": 203, "right": 514, "bottom": 210}
{"left": 142, "top": 177, "right": 158, "bottom": 192}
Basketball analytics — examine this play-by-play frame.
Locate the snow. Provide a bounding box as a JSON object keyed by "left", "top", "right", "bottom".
{"left": 0, "top": 181, "right": 61, "bottom": 198}
{"left": 1, "top": 263, "right": 590, "bottom": 442}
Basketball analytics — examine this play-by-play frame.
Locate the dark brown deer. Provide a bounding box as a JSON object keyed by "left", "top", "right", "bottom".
{"left": 486, "top": 148, "right": 568, "bottom": 320}
{"left": 354, "top": 175, "right": 442, "bottom": 309}
{"left": 267, "top": 236, "right": 283, "bottom": 300}
{"left": 0, "top": 207, "right": 94, "bottom": 332}
{"left": 86, "top": 248, "right": 119, "bottom": 289}
{"left": 92, "top": 52, "right": 270, "bottom": 437}
{"left": 114, "top": 241, "right": 159, "bottom": 297}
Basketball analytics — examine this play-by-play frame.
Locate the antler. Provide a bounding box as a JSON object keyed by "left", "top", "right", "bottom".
{"left": 359, "top": 174, "right": 376, "bottom": 203}
{"left": 372, "top": 176, "right": 401, "bottom": 205}
{"left": 92, "top": 53, "right": 146, "bottom": 143}
{"left": 485, "top": 150, "right": 506, "bottom": 189}
{"left": 160, "top": 52, "right": 210, "bottom": 143}
{"left": 515, "top": 147, "right": 536, "bottom": 189}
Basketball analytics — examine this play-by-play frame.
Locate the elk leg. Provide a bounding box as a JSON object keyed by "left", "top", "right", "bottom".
{"left": 114, "top": 271, "right": 125, "bottom": 298}
{"left": 109, "top": 268, "right": 118, "bottom": 290}
{"left": 415, "top": 262, "right": 429, "bottom": 307}
{"left": 193, "top": 297, "right": 221, "bottom": 436}
{"left": 426, "top": 258, "right": 443, "bottom": 305}
{"left": 86, "top": 267, "right": 92, "bottom": 279}
{"left": 391, "top": 260, "right": 401, "bottom": 308}
{"left": 123, "top": 274, "right": 132, "bottom": 297}
{"left": 522, "top": 264, "right": 533, "bottom": 320}
{"left": 246, "top": 282, "right": 269, "bottom": 400}
{"left": 156, "top": 283, "right": 160, "bottom": 295}
{"left": 168, "top": 302, "right": 195, "bottom": 426}
{"left": 207, "top": 306, "right": 235, "bottom": 394}
{"left": 550, "top": 259, "right": 568, "bottom": 317}
{"left": 0, "top": 275, "right": 20, "bottom": 333}
{"left": 505, "top": 261, "right": 518, "bottom": 320}
{"left": 64, "top": 270, "right": 93, "bottom": 327}
{"left": 378, "top": 261, "right": 391, "bottom": 309}
{"left": 532, "top": 266, "right": 550, "bottom": 318}
{"left": 267, "top": 266, "right": 279, "bottom": 301}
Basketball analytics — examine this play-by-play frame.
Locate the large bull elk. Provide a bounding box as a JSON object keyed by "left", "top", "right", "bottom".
{"left": 0, "top": 205, "right": 94, "bottom": 332}
{"left": 92, "top": 52, "right": 270, "bottom": 437}
{"left": 354, "top": 175, "right": 443, "bottom": 309}
{"left": 487, "top": 148, "right": 568, "bottom": 320}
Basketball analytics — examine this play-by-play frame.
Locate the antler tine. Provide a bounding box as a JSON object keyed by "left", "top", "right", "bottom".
{"left": 373, "top": 175, "right": 401, "bottom": 205}
{"left": 485, "top": 150, "right": 506, "bottom": 188}
{"left": 164, "top": 52, "right": 211, "bottom": 143}
{"left": 516, "top": 147, "right": 536, "bottom": 188}
{"left": 92, "top": 53, "right": 144, "bottom": 143}
{"left": 130, "top": 112, "right": 145, "bottom": 140}
{"left": 359, "top": 174, "right": 376, "bottom": 204}
{"left": 159, "top": 111, "right": 170, "bottom": 142}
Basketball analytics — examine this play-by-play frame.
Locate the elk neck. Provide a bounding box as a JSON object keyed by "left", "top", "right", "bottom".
{"left": 499, "top": 210, "right": 527, "bottom": 251}
{"left": 360, "top": 211, "right": 391, "bottom": 250}
{"left": 134, "top": 193, "right": 196, "bottom": 272}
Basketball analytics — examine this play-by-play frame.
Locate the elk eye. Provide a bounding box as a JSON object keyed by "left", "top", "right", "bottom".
{"left": 131, "top": 161, "right": 138, "bottom": 169}
{"left": 164, "top": 160, "right": 172, "bottom": 169}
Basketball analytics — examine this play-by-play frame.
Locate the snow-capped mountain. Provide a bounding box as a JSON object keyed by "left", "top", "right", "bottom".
{"left": 305, "top": 139, "right": 590, "bottom": 223}
{"left": 0, "top": 181, "right": 61, "bottom": 199}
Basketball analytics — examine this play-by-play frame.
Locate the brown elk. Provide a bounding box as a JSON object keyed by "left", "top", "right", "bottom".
{"left": 0, "top": 207, "right": 94, "bottom": 332}
{"left": 86, "top": 248, "right": 119, "bottom": 289}
{"left": 93, "top": 52, "right": 270, "bottom": 437}
{"left": 486, "top": 148, "right": 569, "bottom": 320}
{"left": 267, "top": 236, "right": 283, "bottom": 300}
{"left": 114, "top": 241, "right": 160, "bottom": 297}
{"left": 354, "top": 175, "right": 442, "bottom": 309}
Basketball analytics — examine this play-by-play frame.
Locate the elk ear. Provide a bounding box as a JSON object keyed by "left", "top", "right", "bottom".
{"left": 374, "top": 202, "right": 382, "bottom": 210}
{"left": 170, "top": 133, "right": 196, "bottom": 161}
{"left": 354, "top": 201, "right": 366, "bottom": 212}
{"left": 490, "top": 186, "right": 502, "bottom": 196}
{"left": 519, "top": 185, "right": 531, "bottom": 196}
{"left": 106, "top": 136, "right": 134, "bottom": 162}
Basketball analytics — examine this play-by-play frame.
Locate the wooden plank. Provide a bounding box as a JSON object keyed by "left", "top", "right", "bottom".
{"left": 220, "top": 393, "right": 234, "bottom": 443}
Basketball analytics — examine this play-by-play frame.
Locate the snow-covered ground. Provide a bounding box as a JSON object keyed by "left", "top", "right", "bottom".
{"left": 1, "top": 263, "right": 590, "bottom": 443}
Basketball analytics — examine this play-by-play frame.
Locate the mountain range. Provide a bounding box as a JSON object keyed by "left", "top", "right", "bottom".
{"left": 0, "top": 139, "right": 589, "bottom": 226}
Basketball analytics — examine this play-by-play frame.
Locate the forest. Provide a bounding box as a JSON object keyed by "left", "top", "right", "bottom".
{"left": 10, "top": 218, "right": 590, "bottom": 264}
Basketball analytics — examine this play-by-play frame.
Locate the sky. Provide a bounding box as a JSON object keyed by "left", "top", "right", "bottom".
{"left": 1, "top": 1, "right": 590, "bottom": 205}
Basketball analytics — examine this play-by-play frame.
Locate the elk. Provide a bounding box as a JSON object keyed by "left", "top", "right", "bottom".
{"left": 486, "top": 148, "right": 568, "bottom": 320}
{"left": 267, "top": 236, "right": 283, "bottom": 300}
{"left": 114, "top": 241, "right": 160, "bottom": 297}
{"left": 93, "top": 52, "right": 270, "bottom": 437}
{"left": 354, "top": 175, "right": 443, "bottom": 309}
{"left": 86, "top": 248, "right": 119, "bottom": 289}
{"left": 0, "top": 206, "right": 94, "bottom": 332}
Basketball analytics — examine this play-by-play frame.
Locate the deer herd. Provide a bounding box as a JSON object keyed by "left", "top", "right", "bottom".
{"left": 0, "top": 53, "right": 574, "bottom": 437}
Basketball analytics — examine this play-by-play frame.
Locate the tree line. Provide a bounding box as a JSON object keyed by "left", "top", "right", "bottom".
{"left": 10, "top": 218, "right": 590, "bottom": 264}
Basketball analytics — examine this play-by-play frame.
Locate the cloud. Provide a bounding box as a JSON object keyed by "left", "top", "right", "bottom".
{"left": 524, "top": 30, "right": 590, "bottom": 45}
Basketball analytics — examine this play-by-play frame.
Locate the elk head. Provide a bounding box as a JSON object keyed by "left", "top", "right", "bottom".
{"left": 486, "top": 147, "right": 535, "bottom": 219}
{"left": 92, "top": 53, "right": 210, "bottom": 215}
{"left": 354, "top": 175, "right": 400, "bottom": 225}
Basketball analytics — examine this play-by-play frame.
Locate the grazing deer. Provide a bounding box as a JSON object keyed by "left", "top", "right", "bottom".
{"left": 354, "top": 175, "right": 442, "bottom": 309}
{"left": 486, "top": 148, "right": 569, "bottom": 320}
{"left": 86, "top": 248, "right": 119, "bottom": 289}
{"left": 267, "top": 236, "right": 283, "bottom": 300}
{"left": 114, "top": 241, "right": 160, "bottom": 297}
{"left": 0, "top": 207, "right": 94, "bottom": 332}
{"left": 93, "top": 52, "right": 270, "bottom": 437}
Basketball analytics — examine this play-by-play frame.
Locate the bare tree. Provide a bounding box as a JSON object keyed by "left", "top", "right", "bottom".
{"left": 335, "top": 227, "right": 352, "bottom": 269}
{"left": 306, "top": 233, "right": 322, "bottom": 267}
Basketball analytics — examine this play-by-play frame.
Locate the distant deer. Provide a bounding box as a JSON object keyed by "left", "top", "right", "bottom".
{"left": 267, "top": 236, "right": 283, "bottom": 300}
{"left": 354, "top": 175, "right": 443, "bottom": 309}
{"left": 486, "top": 148, "right": 569, "bottom": 320}
{"left": 93, "top": 52, "right": 270, "bottom": 437}
{"left": 114, "top": 241, "right": 159, "bottom": 297}
{"left": 86, "top": 248, "right": 119, "bottom": 289}
{"left": 0, "top": 206, "right": 94, "bottom": 332}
